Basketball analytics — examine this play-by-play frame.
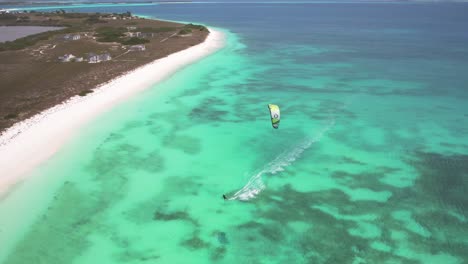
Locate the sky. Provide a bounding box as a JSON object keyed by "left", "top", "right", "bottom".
{"left": 1, "top": 0, "right": 468, "bottom": 4}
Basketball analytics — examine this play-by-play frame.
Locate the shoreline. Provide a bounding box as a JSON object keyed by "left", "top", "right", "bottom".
{"left": 0, "top": 27, "right": 225, "bottom": 196}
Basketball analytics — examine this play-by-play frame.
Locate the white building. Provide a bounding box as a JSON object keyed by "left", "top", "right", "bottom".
{"left": 64, "top": 34, "right": 81, "bottom": 41}
{"left": 58, "top": 54, "right": 84, "bottom": 62}
{"left": 129, "top": 45, "right": 146, "bottom": 51}
{"left": 144, "top": 33, "right": 156, "bottom": 38}
{"left": 58, "top": 54, "right": 76, "bottom": 62}
{"left": 125, "top": 32, "right": 141, "bottom": 38}
{"left": 88, "top": 53, "right": 112, "bottom": 63}
{"left": 100, "top": 53, "right": 112, "bottom": 62}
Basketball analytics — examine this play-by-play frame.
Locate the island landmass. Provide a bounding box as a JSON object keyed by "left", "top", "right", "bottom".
{"left": 0, "top": 10, "right": 208, "bottom": 132}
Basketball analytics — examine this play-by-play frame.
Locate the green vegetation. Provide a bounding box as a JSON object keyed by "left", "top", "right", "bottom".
{"left": 0, "top": 13, "right": 16, "bottom": 20}
{"left": 0, "top": 12, "right": 204, "bottom": 52}
{"left": 16, "top": 15, "right": 30, "bottom": 23}
{"left": 95, "top": 26, "right": 126, "bottom": 42}
{"left": 4, "top": 113, "right": 18, "bottom": 120}
{"left": 178, "top": 28, "right": 192, "bottom": 35}
{"left": 54, "top": 9, "right": 66, "bottom": 15}
{"left": 178, "top": 24, "right": 207, "bottom": 35}
{"left": 78, "top": 90, "right": 93, "bottom": 96}
{"left": 96, "top": 26, "right": 126, "bottom": 34}
{"left": 153, "top": 27, "right": 177, "bottom": 33}
{"left": 84, "top": 14, "right": 107, "bottom": 24}
{"left": 62, "top": 13, "right": 89, "bottom": 18}
{"left": 121, "top": 37, "right": 149, "bottom": 45}
{"left": 95, "top": 27, "right": 153, "bottom": 45}
{"left": 137, "top": 27, "right": 158, "bottom": 33}
{"left": 62, "top": 13, "right": 92, "bottom": 19}
{"left": 136, "top": 27, "right": 177, "bottom": 33}
{"left": 185, "top": 23, "right": 208, "bottom": 31}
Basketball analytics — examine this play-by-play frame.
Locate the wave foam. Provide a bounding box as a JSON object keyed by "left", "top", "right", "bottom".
{"left": 228, "top": 117, "right": 336, "bottom": 201}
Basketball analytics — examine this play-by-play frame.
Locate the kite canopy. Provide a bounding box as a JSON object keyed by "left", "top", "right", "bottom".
{"left": 268, "top": 104, "right": 280, "bottom": 129}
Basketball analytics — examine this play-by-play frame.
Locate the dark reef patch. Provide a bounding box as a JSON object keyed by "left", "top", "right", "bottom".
{"left": 189, "top": 96, "right": 229, "bottom": 123}
{"left": 210, "top": 247, "right": 227, "bottom": 261}
{"left": 122, "top": 120, "right": 146, "bottom": 131}
{"left": 153, "top": 210, "right": 190, "bottom": 221}
{"left": 153, "top": 207, "right": 198, "bottom": 227}
{"left": 410, "top": 151, "right": 468, "bottom": 211}
{"left": 88, "top": 142, "right": 165, "bottom": 175}
{"left": 216, "top": 231, "right": 229, "bottom": 245}
{"left": 162, "top": 134, "right": 201, "bottom": 155}
{"left": 340, "top": 156, "right": 367, "bottom": 165}
{"left": 229, "top": 175, "right": 468, "bottom": 263}
{"left": 138, "top": 151, "right": 165, "bottom": 173}
{"left": 180, "top": 231, "right": 211, "bottom": 250}
{"left": 125, "top": 175, "right": 202, "bottom": 225}
{"left": 231, "top": 185, "right": 366, "bottom": 261}
{"left": 102, "top": 132, "right": 125, "bottom": 144}
{"left": 162, "top": 175, "right": 202, "bottom": 196}
{"left": 2, "top": 172, "right": 128, "bottom": 264}
{"left": 147, "top": 122, "right": 166, "bottom": 136}
{"left": 116, "top": 247, "right": 160, "bottom": 263}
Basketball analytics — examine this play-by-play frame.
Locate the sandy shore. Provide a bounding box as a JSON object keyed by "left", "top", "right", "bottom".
{"left": 0, "top": 28, "right": 225, "bottom": 195}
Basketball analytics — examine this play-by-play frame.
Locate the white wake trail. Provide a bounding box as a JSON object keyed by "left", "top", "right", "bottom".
{"left": 227, "top": 92, "right": 361, "bottom": 202}
{"left": 228, "top": 117, "right": 336, "bottom": 201}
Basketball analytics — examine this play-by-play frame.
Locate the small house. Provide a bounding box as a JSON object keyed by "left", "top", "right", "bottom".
{"left": 88, "top": 53, "right": 112, "bottom": 63}
{"left": 58, "top": 54, "right": 76, "bottom": 62}
{"left": 125, "top": 32, "right": 142, "bottom": 38}
{"left": 88, "top": 53, "right": 97, "bottom": 63}
{"left": 64, "top": 34, "right": 81, "bottom": 41}
{"left": 100, "top": 53, "right": 112, "bottom": 62}
{"left": 129, "top": 45, "right": 146, "bottom": 51}
{"left": 142, "top": 33, "right": 155, "bottom": 38}
{"left": 127, "top": 26, "right": 137, "bottom": 31}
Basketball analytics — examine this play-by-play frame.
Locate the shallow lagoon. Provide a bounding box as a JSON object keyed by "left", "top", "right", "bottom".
{"left": 0, "top": 26, "right": 63, "bottom": 42}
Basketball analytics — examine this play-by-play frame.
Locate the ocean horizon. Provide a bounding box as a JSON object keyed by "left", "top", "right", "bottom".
{"left": 1, "top": 2, "right": 467, "bottom": 263}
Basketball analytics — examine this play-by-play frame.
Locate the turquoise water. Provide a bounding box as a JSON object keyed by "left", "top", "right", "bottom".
{"left": 1, "top": 3, "right": 468, "bottom": 264}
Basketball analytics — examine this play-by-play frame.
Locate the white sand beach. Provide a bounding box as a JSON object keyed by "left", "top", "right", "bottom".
{"left": 0, "top": 28, "right": 225, "bottom": 196}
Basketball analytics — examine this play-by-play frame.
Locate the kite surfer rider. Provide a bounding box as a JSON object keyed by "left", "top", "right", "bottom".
{"left": 223, "top": 104, "right": 280, "bottom": 202}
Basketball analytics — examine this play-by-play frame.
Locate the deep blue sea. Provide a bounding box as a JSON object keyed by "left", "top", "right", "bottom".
{"left": 1, "top": 2, "right": 468, "bottom": 263}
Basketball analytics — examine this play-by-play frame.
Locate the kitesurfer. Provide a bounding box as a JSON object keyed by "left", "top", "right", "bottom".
{"left": 223, "top": 194, "right": 228, "bottom": 200}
